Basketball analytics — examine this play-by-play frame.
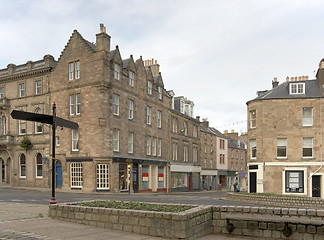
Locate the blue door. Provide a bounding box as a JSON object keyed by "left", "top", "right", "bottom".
{"left": 56, "top": 162, "right": 62, "bottom": 188}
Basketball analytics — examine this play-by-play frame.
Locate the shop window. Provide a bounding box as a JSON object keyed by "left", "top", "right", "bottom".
{"left": 97, "top": 164, "right": 109, "bottom": 190}
{"left": 285, "top": 170, "right": 304, "bottom": 193}
{"left": 70, "top": 162, "right": 83, "bottom": 188}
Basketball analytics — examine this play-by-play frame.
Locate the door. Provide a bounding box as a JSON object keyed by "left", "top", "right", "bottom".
{"left": 132, "top": 163, "right": 138, "bottom": 193}
{"left": 189, "top": 174, "right": 192, "bottom": 191}
{"left": 1, "top": 159, "right": 4, "bottom": 183}
{"left": 312, "top": 175, "right": 321, "bottom": 197}
{"left": 249, "top": 172, "right": 257, "bottom": 193}
{"left": 56, "top": 161, "right": 63, "bottom": 188}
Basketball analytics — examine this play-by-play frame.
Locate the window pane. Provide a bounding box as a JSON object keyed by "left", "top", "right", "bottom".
{"left": 76, "top": 94, "right": 81, "bottom": 114}
{"left": 70, "top": 95, "right": 75, "bottom": 115}
{"left": 113, "top": 94, "right": 119, "bottom": 115}
{"left": 113, "top": 129, "right": 119, "bottom": 152}
{"left": 302, "top": 108, "right": 313, "bottom": 126}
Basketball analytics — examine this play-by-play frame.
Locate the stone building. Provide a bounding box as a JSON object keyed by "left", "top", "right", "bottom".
{"left": 247, "top": 69, "right": 324, "bottom": 198}
{"left": 200, "top": 119, "right": 228, "bottom": 190}
{"left": 50, "top": 24, "right": 172, "bottom": 192}
{"left": 169, "top": 94, "right": 201, "bottom": 191}
{"left": 0, "top": 55, "right": 56, "bottom": 187}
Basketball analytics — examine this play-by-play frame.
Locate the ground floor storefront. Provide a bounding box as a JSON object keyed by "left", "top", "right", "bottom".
{"left": 170, "top": 164, "right": 201, "bottom": 192}
{"left": 247, "top": 162, "right": 324, "bottom": 198}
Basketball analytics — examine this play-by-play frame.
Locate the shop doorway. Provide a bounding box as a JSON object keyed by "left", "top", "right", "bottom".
{"left": 249, "top": 172, "right": 257, "bottom": 193}
{"left": 312, "top": 175, "right": 321, "bottom": 197}
{"left": 133, "top": 163, "right": 138, "bottom": 193}
{"left": 56, "top": 161, "right": 62, "bottom": 188}
{"left": 1, "top": 158, "right": 4, "bottom": 183}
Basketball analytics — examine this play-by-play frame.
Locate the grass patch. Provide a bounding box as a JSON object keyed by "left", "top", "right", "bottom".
{"left": 76, "top": 200, "right": 192, "bottom": 213}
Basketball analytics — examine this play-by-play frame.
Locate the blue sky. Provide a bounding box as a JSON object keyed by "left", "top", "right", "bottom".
{"left": 1, "top": 0, "right": 324, "bottom": 134}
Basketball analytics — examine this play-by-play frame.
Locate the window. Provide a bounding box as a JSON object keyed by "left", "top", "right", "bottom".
{"left": 193, "top": 146, "right": 198, "bottom": 162}
{"left": 146, "top": 136, "right": 151, "bottom": 155}
{"left": 19, "top": 83, "right": 25, "bottom": 97}
{"left": 129, "top": 71, "right": 134, "bottom": 86}
{"left": 114, "top": 63, "right": 120, "bottom": 80}
{"left": 113, "top": 94, "right": 119, "bottom": 116}
{"left": 56, "top": 136, "right": 60, "bottom": 146}
{"left": 96, "top": 164, "right": 109, "bottom": 190}
{"left": 184, "top": 144, "right": 189, "bottom": 161}
{"left": 70, "top": 95, "right": 75, "bottom": 115}
{"left": 19, "top": 120, "right": 26, "bottom": 135}
{"left": 147, "top": 80, "right": 152, "bottom": 95}
{"left": 128, "top": 99, "right": 134, "bottom": 119}
{"left": 19, "top": 154, "right": 26, "bottom": 178}
{"left": 303, "top": 137, "right": 313, "bottom": 158}
{"left": 146, "top": 106, "right": 151, "bottom": 125}
{"left": 158, "top": 86, "right": 162, "bottom": 100}
{"left": 69, "top": 61, "right": 80, "bottom": 80}
{"left": 285, "top": 170, "right": 304, "bottom": 193}
{"left": 172, "top": 143, "right": 178, "bottom": 160}
{"left": 0, "top": 116, "right": 6, "bottom": 137}
{"left": 302, "top": 107, "right": 313, "bottom": 126}
{"left": 250, "top": 139, "right": 256, "bottom": 159}
{"left": 220, "top": 154, "right": 225, "bottom": 164}
{"left": 277, "top": 138, "right": 287, "bottom": 158}
{"left": 204, "top": 144, "right": 207, "bottom": 154}
{"left": 220, "top": 139, "right": 225, "bottom": 149}
{"left": 0, "top": 87, "right": 4, "bottom": 99}
{"left": 70, "top": 94, "right": 80, "bottom": 115}
{"left": 70, "top": 162, "right": 83, "bottom": 188}
{"left": 113, "top": 129, "right": 119, "bottom": 152}
{"left": 180, "top": 99, "right": 185, "bottom": 114}
{"left": 36, "top": 153, "right": 42, "bottom": 178}
{"left": 204, "top": 158, "right": 207, "bottom": 168}
{"left": 34, "top": 108, "right": 43, "bottom": 134}
{"left": 183, "top": 122, "right": 188, "bottom": 136}
{"left": 193, "top": 125, "right": 198, "bottom": 138}
{"left": 157, "top": 138, "right": 162, "bottom": 157}
{"left": 128, "top": 132, "right": 134, "bottom": 154}
{"left": 250, "top": 110, "right": 256, "bottom": 128}
{"left": 231, "top": 149, "right": 234, "bottom": 158}
{"left": 172, "top": 117, "right": 177, "bottom": 133}
{"left": 72, "top": 129, "right": 79, "bottom": 151}
{"left": 290, "top": 83, "right": 305, "bottom": 94}
{"left": 35, "top": 80, "right": 42, "bottom": 95}
{"left": 152, "top": 137, "right": 157, "bottom": 156}
{"left": 157, "top": 111, "right": 162, "bottom": 128}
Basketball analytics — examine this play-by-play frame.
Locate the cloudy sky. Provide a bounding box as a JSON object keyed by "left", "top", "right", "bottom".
{"left": 1, "top": 0, "right": 324, "bottom": 134}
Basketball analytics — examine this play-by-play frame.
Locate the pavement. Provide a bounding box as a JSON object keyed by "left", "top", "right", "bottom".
{"left": 0, "top": 202, "right": 259, "bottom": 240}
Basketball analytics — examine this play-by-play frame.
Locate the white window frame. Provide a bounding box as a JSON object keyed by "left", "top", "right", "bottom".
{"left": 56, "top": 136, "right": 60, "bottom": 146}
{"left": 35, "top": 80, "right": 42, "bottom": 95}
{"left": 290, "top": 82, "right": 305, "bottom": 94}
{"left": 0, "top": 116, "right": 6, "bottom": 136}
{"left": 303, "top": 137, "right": 313, "bottom": 158}
{"left": 113, "top": 94, "right": 119, "bottom": 116}
{"left": 114, "top": 63, "right": 120, "bottom": 80}
{"left": 157, "top": 138, "right": 162, "bottom": 157}
{"left": 35, "top": 153, "right": 43, "bottom": 178}
{"left": 0, "top": 87, "right": 5, "bottom": 99}
{"left": 183, "top": 121, "right": 188, "bottom": 136}
{"left": 34, "top": 108, "right": 43, "bottom": 134}
{"left": 19, "top": 120, "right": 26, "bottom": 135}
{"left": 128, "top": 132, "right": 134, "bottom": 154}
{"left": 193, "top": 146, "right": 198, "bottom": 162}
{"left": 250, "top": 139, "right": 256, "bottom": 159}
{"left": 72, "top": 129, "right": 79, "bottom": 151}
{"left": 146, "top": 136, "right": 151, "bottom": 155}
{"left": 69, "top": 62, "right": 74, "bottom": 80}
{"left": 152, "top": 137, "right": 157, "bottom": 156}
{"left": 250, "top": 110, "right": 256, "bottom": 128}
{"left": 70, "top": 162, "right": 83, "bottom": 189}
{"left": 302, "top": 107, "right": 313, "bottom": 126}
{"left": 113, "top": 129, "right": 120, "bottom": 152}
{"left": 157, "top": 110, "right": 162, "bottom": 128}
{"left": 70, "top": 95, "right": 75, "bottom": 115}
{"left": 75, "top": 61, "right": 80, "bottom": 79}
{"left": 172, "top": 143, "right": 178, "bottom": 161}
{"left": 146, "top": 106, "right": 151, "bottom": 125}
{"left": 158, "top": 86, "right": 162, "bottom": 100}
{"left": 76, "top": 93, "right": 81, "bottom": 115}
{"left": 128, "top": 99, "right": 134, "bottom": 120}
{"left": 19, "top": 83, "right": 25, "bottom": 97}
{"left": 184, "top": 144, "right": 189, "bottom": 162}
{"left": 96, "top": 164, "right": 109, "bottom": 190}
{"left": 129, "top": 71, "right": 134, "bottom": 86}
{"left": 277, "top": 138, "right": 287, "bottom": 158}
{"left": 19, "top": 154, "right": 26, "bottom": 178}
{"left": 147, "top": 81, "right": 152, "bottom": 95}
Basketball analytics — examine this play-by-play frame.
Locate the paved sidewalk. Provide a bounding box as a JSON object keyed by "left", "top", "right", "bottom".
{"left": 0, "top": 202, "right": 258, "bottom": 240}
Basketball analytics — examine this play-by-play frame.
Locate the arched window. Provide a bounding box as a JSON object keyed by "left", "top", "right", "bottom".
{"left": 19, "top": 154, "right": 26, "bottom": 178}
{"left": 34, "top": 108, "right": 43, "bottom": 134}
{"left": 36, "top": 153, "right": 42, "bottom": 178}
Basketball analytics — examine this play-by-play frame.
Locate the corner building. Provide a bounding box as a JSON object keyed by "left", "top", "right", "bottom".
{"left": 247, "top": 68, "right": 324, "bottom": 198}
{"left": 50, "top": 25, "right": 171, "bottom": 192}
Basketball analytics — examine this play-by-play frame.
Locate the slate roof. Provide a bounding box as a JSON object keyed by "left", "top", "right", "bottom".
{"left": 122, "top": 58, "right": 131, "bottom": 69}
{"left": 247, "top": 79, "right": 323, "bottom": 104}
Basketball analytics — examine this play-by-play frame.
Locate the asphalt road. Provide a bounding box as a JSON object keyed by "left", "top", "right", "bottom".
{"left": 0, "top": 187, "right": 256, "bottom": 206}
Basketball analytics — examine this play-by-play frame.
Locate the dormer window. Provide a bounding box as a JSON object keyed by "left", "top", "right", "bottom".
{"left": 290, "top": 83, "right": 305, "bottom": 95}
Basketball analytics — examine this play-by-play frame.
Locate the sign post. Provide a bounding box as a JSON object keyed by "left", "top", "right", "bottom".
{"left": 11, "top": 103, "right": 78, "bottom": 204}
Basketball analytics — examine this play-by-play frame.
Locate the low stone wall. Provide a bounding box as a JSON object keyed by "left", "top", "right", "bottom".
{"left": 227, "top": 192, "right": 324, "bottom": 209}
{"left": 49, "top": 201, "right": 324, "bottom": 239}
{"left": 213, "top": 205, "right": 324, "bottom": 239}
{"left": 48, "top": 201, "right": 212, "bottom": 239}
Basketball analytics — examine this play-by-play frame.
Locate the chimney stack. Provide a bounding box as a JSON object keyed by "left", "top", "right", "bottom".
{"left": 96, "top": 23, "right": 111, "bottom": 52}
{"left": 145, "top": 58, "right": 160, "bottom": 76}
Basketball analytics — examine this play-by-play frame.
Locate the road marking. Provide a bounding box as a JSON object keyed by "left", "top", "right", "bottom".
{"left": 11, "top": 199, "right": 23, "bottom": 202}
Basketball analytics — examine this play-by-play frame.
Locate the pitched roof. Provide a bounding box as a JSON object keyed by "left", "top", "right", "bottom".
{"left": 248, "top": 79, "right": 323, "bottom": 104}
{"left": 122, "top": 58, "right": 131, "bottom": 69}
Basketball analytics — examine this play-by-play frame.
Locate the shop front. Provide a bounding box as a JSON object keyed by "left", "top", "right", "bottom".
{"left": 201, "top": 169, "right": 218, "bottom": 190}
{"left": 170, "top": 164, "right": 201, "bottom": 192}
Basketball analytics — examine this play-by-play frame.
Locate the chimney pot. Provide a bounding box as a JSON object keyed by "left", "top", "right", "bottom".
{"left": 231, "top": 129, "right": 235, "bottom": 133}
{"left": 286, "top": 77, "right": 289, "bottom": 82}
{"left": 302, "top": 76, "right": 305, "bottom": 80}
{"left": 224, "top": 130, "right": 228, "bottom": 134}
{"left": 291, "top": 77, "right": 294, "bottom": 81}
{"left": 299, "top": 76, "right": 301, "bottom": 81}
{"left": 306, "top": 76, "right": 309, "bottom": 80}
